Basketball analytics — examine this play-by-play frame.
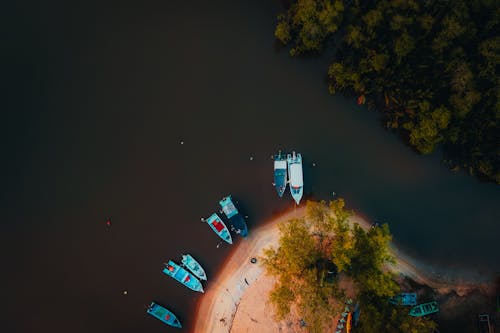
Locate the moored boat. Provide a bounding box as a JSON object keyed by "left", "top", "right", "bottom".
{"left": 273, "top": 152, "right": 287, "bottom": 197}
{"left": 409, "top": 301, "right": 439, "bottom": 317}
{"left": 205, "top": 213, "right": 232, "bottom": 244}
{"left": 219, "top": 195, "right": 248, "bottom": 237}
{"left": 181, "top": 254, "right": 207, "bottom": 281}
{"left": 389, "top": 292, "right": 417, "bottom": 306}
{"left": 287, "top": 151, "right": 303, "bottom": 205}
{"left": 162, "top": 260, "right": 204, "bottom": 293}
{"left": 146, "top": 301, "right": 182, "bottom": 328}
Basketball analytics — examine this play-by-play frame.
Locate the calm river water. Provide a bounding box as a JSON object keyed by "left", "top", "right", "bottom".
{"left": 3, "top": 1, "right": 499, "bottom": 332}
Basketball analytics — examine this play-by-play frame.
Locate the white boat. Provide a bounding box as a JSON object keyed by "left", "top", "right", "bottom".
{"left": 181, "top": 254, "right": 207, "bottom": 281}
{"left": 287, "top": 152, "right": 303, "bottom": 205}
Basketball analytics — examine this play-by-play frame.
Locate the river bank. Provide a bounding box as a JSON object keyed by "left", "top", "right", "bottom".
{"left": 192, "top": 207, "right": 497, "bottom": 332}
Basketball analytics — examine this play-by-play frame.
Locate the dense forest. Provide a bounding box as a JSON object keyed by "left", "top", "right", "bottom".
{"left": 275, "top": 0, "right": 499, "bottom": 183}
{"left": 261, "top": 200, "right": 437, "bottom": 333}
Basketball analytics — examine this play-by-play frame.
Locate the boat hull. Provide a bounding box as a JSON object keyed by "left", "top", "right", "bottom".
{"left": 219, "top": 195, "right": 248, "bottom": 237}
{"left": 287, "top": 152, "right": 303, "bottom": 205}
{"left": 147, "top": 302, "right": 182, "bottom": 328}
{"left": 273, "top": 154, "right": 287, "bottom": 197}
{"left": 182, "top": 254, "right": 207, "bottom": 281}
{"left": 206, "top": 213, "right": 232, "bottom": 244}
{"left": 409, "top": 301, "right": 439, "bottom": 317}
{"left": 163, "top": 260, "right": 204, "bottom": 293}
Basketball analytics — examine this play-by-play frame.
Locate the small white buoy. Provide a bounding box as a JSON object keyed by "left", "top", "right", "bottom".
{"left": 180, "top": 140, "right": 184, "bottom": 145}
{"left": 123, "top": 290, "right": 128, "bottom": 295}
{"left": 249, "top": 156, "right": 254, "bottom": 161}
{"left": 312, "top": 163, "right": 316, "bottom": 167}
{"left": 245, "top": 215, "right": 248, "bottom": 219}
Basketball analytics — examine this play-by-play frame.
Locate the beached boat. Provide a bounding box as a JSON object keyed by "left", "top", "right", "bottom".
{"left": 287, "top": 151, "right": 303, "bottom": 205}
{"left": 146, "top": 301, "right": 182, "bottom": 328}
{"left": 162, "top": 260, "right": 204, "bottom": 293}
{"left": 273, "top": 152, "right": 287, "bottom": 197}
{"left": 205, "top": 213, "right": 232, "bottom": 244}
{"left": 389, "top": 292, "right": 417, "bottom": 306}
{"left": 181, "top": 254, "right": 207, "bottom": 281}
{"left": 219, "top": 195, "right": 248, "bottom": 237}
{"left": 409, "top": 301, "right": 439, "bottom": 317}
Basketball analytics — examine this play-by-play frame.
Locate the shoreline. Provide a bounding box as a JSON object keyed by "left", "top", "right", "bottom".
{"left": 192, "top": 207, "right": 496, "bottom": 333}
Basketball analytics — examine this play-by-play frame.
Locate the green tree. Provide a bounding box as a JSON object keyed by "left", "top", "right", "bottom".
{"left": 275, "top": 0, "right": 344, "bottom": 55}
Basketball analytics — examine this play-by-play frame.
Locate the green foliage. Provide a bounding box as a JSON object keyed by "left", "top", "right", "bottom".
{"left": 269, "top": 283, "right": 295, "bottom": 319}
{"left": 274, "top": 0, "right": 500, "bottom": 183}
{"left": 274, "top": 0, "right": 344, "bottom": 55}
{"left": 349, "top": 224, "right": 398, "bottom": 297}
{"left": 357, "top": 296, "right": 438, "bottom": 333}
{"left": 262, "top": 199, "right": 424, "bottom": 331}
{"left": 262, "top": 218, "right": 319, "bottom": 277}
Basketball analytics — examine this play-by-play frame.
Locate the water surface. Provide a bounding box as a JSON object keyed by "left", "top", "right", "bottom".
{"left": 3, "top": 1, "right": 499, "bottom": 332}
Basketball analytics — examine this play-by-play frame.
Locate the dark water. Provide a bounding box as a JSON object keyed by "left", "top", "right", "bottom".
{"left": 3, "top": 1, "right": 499, "bottom": 332}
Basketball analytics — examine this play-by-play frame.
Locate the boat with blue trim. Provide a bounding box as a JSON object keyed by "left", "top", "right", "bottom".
{"left": 146, "top": 301, "right": 182, "bottom": 328}
{"left": 409, "top": 301, "right": 439, "bottom": 317}
{"left": 389, "top": 292, "right": 417, "bottom": 306}
{"left": 219, "top": 195, "right": 248, "bottom": 237}
{"left": 205, "top": 213, "right": 232, "bottom": 244}
{"left": 273, "top": 152, "right": 287, "bottom": 197}
{"left": 287, "top": 152, "right": 303, "bottom": 205}
{"left": 162, "top": 260, "right": 204, "bottom": 293}
{"left": 181, "top": 254, "right": 207, "bottom": 281}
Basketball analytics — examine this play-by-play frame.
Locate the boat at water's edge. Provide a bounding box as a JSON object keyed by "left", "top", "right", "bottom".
{"left": 219, "top": 195, "right": 248, "bottom": 237}
{"left": 182, "top": 254, "right": 207, "bottom": 281}
{"left": 273, "top": 152, "right": 287, "bottom": 197}
{"left": 409, "top": 301, "right": 439, "bottom": 317}
{"left": 146, "top": 301, "right": 182, "bottom": 328}
{"left": 162, "top": 260, "right": 204, "bottom": 293}
{"left": 205, "top": 213, "right": 233, "bottom": 244}
{"left": 287, "top": 151, "right": 303, "bottom": 205}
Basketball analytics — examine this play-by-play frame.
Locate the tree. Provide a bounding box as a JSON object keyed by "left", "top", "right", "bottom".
{"left": 274, "top": 0, "right": 500, "bottom": 183}
{"left": 262, "top": 199, "right": 434, "bottom": 331}
{"left": 275, "top": 0, "right": 344, "bottom": 55}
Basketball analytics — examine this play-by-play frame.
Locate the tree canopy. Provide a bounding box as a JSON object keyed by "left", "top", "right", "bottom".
{"left": 276, "top": 0, "right": 500, "bottom": 183}
{"left": 261, "top": 200, "right": 437, "bottom": 332}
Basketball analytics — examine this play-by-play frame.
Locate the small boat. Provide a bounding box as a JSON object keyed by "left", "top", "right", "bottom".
{"left": 205, "top": 213, "right": 232, "bottom": 244}
{"left": 409, "top": 301, "right": 439, "bottom": 317}
{"left": 287, "top": 152, "right": 303, "bottom": 205}
{"left": 181, "top": 254, "right": 207, "bottom": 281}
{"left": 273, "top": 152, "right": 287, "bottom": 197}
{"left": 146, "top": 301, "right": 182, "bottom": 328}
{"left": 389, "top": 292, "right": 417, "bottom": 306}
{"left": 162, "top": 260, "right": 204, "bottom": 293}
{"left": 219, "top": 195, "right": 248, "bottom": 237}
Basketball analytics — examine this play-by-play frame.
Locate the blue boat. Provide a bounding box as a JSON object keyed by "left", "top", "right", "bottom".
{"left": 147, "top": 302, "right": 182, "bottom": 328}
{"left": 219, "top": 195, "right": 248, "bottom": 237}
{"left": 389, "top": 292, "right": 417, "bottom": 306}
{"left": 287, "top": 152, "right": 303, "bottom": 205}
{"left": 205, "top": 213, "right": 232, "bottom": 244}
{"left": 163, "top": 260, "right": 204, "bottom": 293}
{"left": 409, "top": 301, "right": 439, "bottom": 317}
{"left": 273, "top": 152, "right": 287, "bottom": 197}
{"left": 181, "top": 254, "right": 207, "bottom": 281}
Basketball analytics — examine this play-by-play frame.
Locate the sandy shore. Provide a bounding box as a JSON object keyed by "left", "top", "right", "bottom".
{"left": 192, "top": 208, "right": 495, "bottom": 333}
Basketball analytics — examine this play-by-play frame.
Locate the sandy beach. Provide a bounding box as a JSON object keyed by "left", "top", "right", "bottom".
{"left": 192, "top": 207, "right": 496, "bottom": 333}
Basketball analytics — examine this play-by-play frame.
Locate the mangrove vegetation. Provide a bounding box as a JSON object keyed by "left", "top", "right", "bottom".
{"left": 275, "top": 0, "right": 499, "bottom": 183}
